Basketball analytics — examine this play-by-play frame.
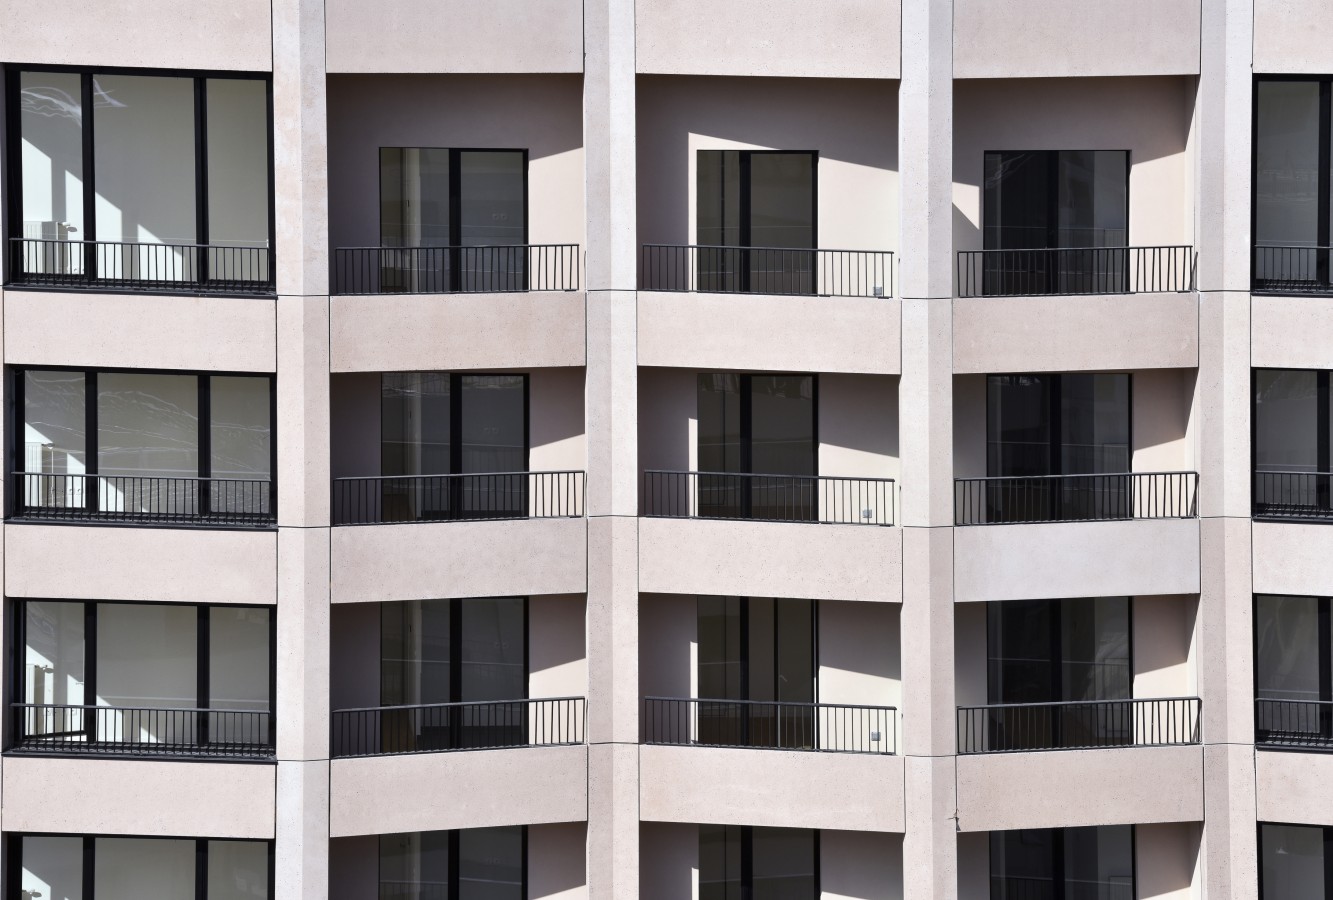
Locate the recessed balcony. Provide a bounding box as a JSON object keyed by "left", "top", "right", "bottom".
{"left": 957, "top": 697, "right": 1200, "bottom": 754}
{"left": 954, "top": 471, "right": 1198, "bottom": 526}
{"left": 331, "top": 243, "right": 580, "bottom": 296}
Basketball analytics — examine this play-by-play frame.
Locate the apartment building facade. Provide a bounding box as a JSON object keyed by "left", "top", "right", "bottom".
{"left": 0, "top": 0, "right": 1329, "bottom": 897}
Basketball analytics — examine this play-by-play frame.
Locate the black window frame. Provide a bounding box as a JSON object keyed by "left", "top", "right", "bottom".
{"left": 1258, "top": 822, "right": 1333, "bottom": 899}
{"left": 698, "top": 824, "right": 821, "bottom": 900}
{"left": 1252, "top": 593, "right": 1333, "bottom": 745}
{"left": 6, "top": 832, "right": 276, "bottom": 900}
{"left": 1251, "top": 74, "right": 1333, "bottom": 294}
{"left": 985, "top": 373, "right": 1135, "bottom": 480}
{"left": 982, "top": 149, "right": 1132, "bottom": 252}
{"left": 1251, "top": 367, "right": 1333, "bottom": 518}
{"left": 2, "top": 63, "right": 276, "bottom": 295}
{"left": 989, "top": 826, "right": 1137, "bottom": 900}
{"left": 10, "top": 364, "right": 278, "bottom": 526}
{"left": 380, "top": 371, "right": 531, "bottom": 478}
{"left": 8, "top": 596, "right": 278, "bottom": 757}
{"left": 377, "top": 826, "right": 528, "bottom": 900}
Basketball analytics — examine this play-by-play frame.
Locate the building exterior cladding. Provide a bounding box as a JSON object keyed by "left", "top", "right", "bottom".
{"left": 0, "top": 0, "right": 1332, "bottom": 898}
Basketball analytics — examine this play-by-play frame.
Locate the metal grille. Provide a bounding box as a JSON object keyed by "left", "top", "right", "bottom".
{"left": 11, "top": 703, "right": 273, "bottom": 759}
{"left": 640, "top": 244, "right": 893, "bottom": 298}
{"left": 332, "top": 244, "right": 580, "bottom": 294}
{"left": 957, "top": 697, "right": 1201, "bottom": 754}
{"left": 957, "top": 245, "right": 1195, "bottom": 297}
{"left": 954, "top": 471, "right": 1198, "bottom": 525}
{"left": 641, "top": 470, "right": 895, "bottom": 525}
{"left": 8, "top": 238, "right": 273, "bottom": 294}
{"left": 331, "top": 697, "right": 585, "bottom": 758}
{"left": 12, "top": 472, "right": 275, "bottom": 527}
{"left": 643, "top": 697, "right": 897, "bottom": 755}
{"left": 332, "top": 471, "right": 585, "bottom": 526}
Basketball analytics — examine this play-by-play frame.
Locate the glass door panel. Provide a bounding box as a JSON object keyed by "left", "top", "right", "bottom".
{"left": 749, "top": 375, "right": 815, "bottom": 521}
{"left": 1255, "top": 81, "right": 1323, "bottom": 288}
{"left": 459, "top": 374, "right": 526, "bottom": 517}
{"left": 379, "top": 148, "right": 451, "bottom": 292}
{"left": 19, "top": 71, "right": 86, "bottom": 277}
{"left": 23, "top": 370, "right": 88, "bottom": 511}
{"left": 748, "top": 152, "right": 815, "bottom": 294}
{"left": 458, "top": 598, "right": 526, "bottom": 747}
{"left": 458, "top": 150, "right": 526, "bottom": 291}
{"left": 380, "top": 373, "right": 451, "bottom": 521}
{"left": 24, "top": 601, "right": 86, "bottom": 740}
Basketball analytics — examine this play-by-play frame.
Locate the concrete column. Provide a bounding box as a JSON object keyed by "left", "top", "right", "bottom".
{"left": 272, "top": 2, "right": 331, "bottom": 897}
{"left": 898, "top": 0, "right": 958, "bottom": 897}
{"left": 584, "top": 1, "right": 640, "bottom": 897}
{"left": 1195, "top": 0, "right": 1257, "bottom": 897}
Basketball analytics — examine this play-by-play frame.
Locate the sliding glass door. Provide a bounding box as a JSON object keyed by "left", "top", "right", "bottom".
{"left": 1254, "top": 79, "right": 1331, "bottom": 291}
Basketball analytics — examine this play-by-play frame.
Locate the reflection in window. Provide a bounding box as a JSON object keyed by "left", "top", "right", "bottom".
{"left": 990, "top": 826, "right": 1134, "bottom": 900}
{"left": 378, "top": 828, "right": 523, "bottom": 900}
{"left": 1254, "top": 79, "right": 1329, "bottom": 290}
{"left": 1255, "top": 594, "right": 1333, "bottom": 745}
{"left": 700, "top": 826, "right": 817, "bottom": 900}
{"left": 1261, "top": 823, "right": 1328, "bottom": 899}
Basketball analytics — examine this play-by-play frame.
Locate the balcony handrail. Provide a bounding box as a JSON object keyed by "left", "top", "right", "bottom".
{"left": 642, "top": 469, "right": 896, "bottom": 526}
{"left": 10, "top": 702, "right": 274, "bottom": 760}
{"left": 7, "top": 237, "right": 275, "bottom": 294}
{"left": 954, "top": 470, "right": 1198, "bottom": 525}
{"left": 330, "top": 696, "right": 586, "bottom": 758}
{"left": 957, "top": 696, "right": 1201, "bottom": 754}
{"left": 331, "top": 470, "right": 586, "bottom": 526}
{"left": 15, "top": 471, "right": 273, "bottom": 485}
{"left": 957, "top": 244, "right": 1196, "bottom": 297}
{"left": 11, "top": 471, "right": 276, "bottom": 527}
{"left": 642, "top": 696, "right": 898, "bottom": 755}
{"left": 332, "top": 243, "right": 581, "bottom": 295}
{"left": 639, "top": 243, "right": 894, "bottom": 298}
{"left": 1254, "top": 697, "right": 1333, "bottom": 747}
{"left": 1253, "top": 244, "right": 1333, "bottom": 294}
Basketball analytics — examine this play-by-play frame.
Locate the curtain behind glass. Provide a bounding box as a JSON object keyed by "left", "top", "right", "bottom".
{"left": 210, "top": 607, "right": 272, "bottom": 746}
{"left": 206, "top": 79, "right": 270, "bottom": 282}
{"left": 96, "top": 603, "right": 197, "bottom": 744}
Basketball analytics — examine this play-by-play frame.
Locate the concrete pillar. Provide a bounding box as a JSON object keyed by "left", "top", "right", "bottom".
{"left": 272, "top": 1, "right": 331, "bottom": 897}
{"left": 898, "top": 0, "right": 958, "bottom": 897}
{"left": 584, "top": 1, "right": 640, "bottom": 897}
{"left": 1195, "top": 0, "right": 1257, "bottom": 897}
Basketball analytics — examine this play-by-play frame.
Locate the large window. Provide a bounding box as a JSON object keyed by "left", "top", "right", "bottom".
{"left": 697, "top": 150, "right": 817, "bottom": 293}
{"left": 377, "top": 148, "right": 527, "bottom": 292}
{"left": 7, "top": 68, "right": 272, "bottom": 289}
{"left": 982, "top": 150, "right": 1129, "bottom": 295}
{"left": 378, "top": 372, "right": 527, "bottom": 520}
{"left": 985, "top": 373, "right": 1131, "bottom": 522}
{"left": 376, "top": 597, "right": 526, "bottom": 753}
{"left": 699, "top": 825, "right": 818, "bottom": 900}
{"left": 16, "top": 367, "right": 274, "bottom": 524}
{"left": 697, "top": 373, "right": 816, "bottom": 520}
{"left": 16, "top": 599, "right": 273, "bottom": 756}
{"left": 986, "top": 597, "right": 1131, "bottom": 750}
{"left": 1253, "top": 78, "right": 1333, "bottom": 292}
{"left": 697, "top": 596, "right": 816, "bottom": 748}
{"left": 1255, "top": 594, "right": 1333, "bottom": 746}
{"left": 1261, "top": 823, "right": 1333, "bottom": 899}
{"left": 16, "top": 834, "right": 272, "bottom": 900}
{"left": 990, "top": 826, "right": 1134, "bottom": 900}
{"left": 379, "top": 827, "right": 524, "bottom": 900}
{"left": 1253, "top": 369, "right": 1333, "bottom": 518}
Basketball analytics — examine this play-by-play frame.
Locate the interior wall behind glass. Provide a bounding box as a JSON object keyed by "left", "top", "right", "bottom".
{"left": 25, "top": 600, "right": 85, "bottom": 707}
{"left": 93, "top": 75, "right": 196, "bottom": 245}
{"left": 1254, "top": 370, "right": 1320, "bottom": 472}
{"left": 206, "top": 79, "right": 270, "bottom": 250}
{"left": 211, "top": 376, "right": 272, "bottom": 479}
{"left": 96, "top": 602, "right": 197, "bottom": 709}
{"left": 207, "top": 840, "right": 270, "bottom": 900}
{"left": 210, "top": 607, "right": 272, "bottom": 712}
{"left": 24, "top": 370, "right": 87, "bottom": 474}
{"left": 22, "top": 835, "right": 84, "bottom": 900}
{"left": 382, "top": 373, "right": 451, "bottom": 476}
{"left": 458, "top": 151, "right": 526, "bottom": 246}
{"left": 98, "top": 373, "right": 199, "bottom": 478}
{"left": 459, "top": 375, "right": 526, "bottom": 473}
{"left": 380, "top": 148, "right": 451, "bottom": 247}
{"left": 19, "top": 71, "right": 85, "bottom": 240}
{"left": 95, "top": 838, "right": 195, "bottom": 900}
{"left": 1256, "top": 81, "right": 1322, "bottom": 246}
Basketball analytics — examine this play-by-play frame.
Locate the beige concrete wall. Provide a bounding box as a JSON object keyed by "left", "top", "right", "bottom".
{"left": 5, "top": 524, "right": 277, "bottom": 604}
{"left": 326, "top": 75, "right": 584, "bottom": 253}
{"left": 531, "top": 593, "right": 588, "bottom": 699}
{"left": 639, "top": 745, "right": 905, "bottom": 832}
{"left": 1253, "top": 522, "right": 1333, "bottom": 598}
{"left": 329, "top": 745, "right": 588, "bottom": 836}
{"left": 330, "top": 602, "right": 380, "bottom": 710}
{"left": 954, "top": 520, "right": 1201, "bottom": 603}
{"left": 635, "top": 1, "right": 901, "bottom": 79}
{"left": 1251, "top": 295, "right": 1333, "bottom": 370}
{"left": 330, "top": 518, "right": 587, "bottom": 603}
{"left": 820, "top": 601, "right": 902, "bottom": 712}
{"left": 0, "top": 0, "right": 272, "bottom": 70}
{"left": 1134, "top": 595, "right": 1198, "bottom": 700}
{"left": 954, "top": 0, "right": 1201, "bottom": 78}
{"left": 325, "top": 0, "right": 583, "bottom": 73}
{"left": 1256, "top": 750, "right": 1333, "bottom": 826}
{"left": 3, "top": 291, "right": 276, "bottom": 373}
{"left": 639, "top": 822, "right": 697, "bottom": 900}
{"left": 953, "top": 78, "right": 1194, "bottom": 277}
{"left": 955, "top": 746, "right": 1204, "bottom": 831}
{"left": 636, "top": 77, "right": 899, "bottom": 259}
{"left": 1137, "top": 822, "right": 1201, "bottom": 900}
{"left": 2, "top": 758, "right": 275, "bottom": 838}
{"left": 531, "top": 367, "right": 589, "bottom": 473}
{"left": 637, "top": 293, "right": 901, "bottom": 375}
{"left": 1132, "top": 368, "right": 1197, "bottom": 474}
{"left": 531, "top": 822, "right": 590, "bottom": 899}
{"left": 331, "top": 293, "right": 587, "bottom": 372}
{"left": 952, "top": 294, "right": 1199, "bottom": 374}
{"left": 822, "top": 830, "right": 904, "bottom": 900}
{"left": 328, "top": 835, "right": 377, "bottom": 900}
{"left": 1253, "top": 0, "right": 1333, "bottom": 74}
{"left": 820, "top": 374, "right": 901, "bottom": 485}
{"left": 639, "top": 593, "right": 696, "bottom": 702}
{"left": 639, "top": 518, "right": 903, "bottom": 603}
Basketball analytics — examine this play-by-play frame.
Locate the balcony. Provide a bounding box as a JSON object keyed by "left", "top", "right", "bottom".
{"left": 956, "top": 246, "right": 1195, "bottom": 298}
{"left": 331, "top": 697, "right": 585, "bottom": 758}
{"left": 332, "top": 471, "right": 584, "bottom": 526}
{"left": 10, "top": 704, "right": 273, "bottom": 760}
{"left": 331, "top": 244, "right": 580, "bottom": 295}
{"left": 12, "top": 472, "right": 275, "bottom": 528}
{"left": 642, "top": 471, "right": 895, "bottom": 526}
{"left": 954, "top": 471, "right": 1198, "bottom": 525}
{"left": 639, "top": 245, "right": 893, "bottom": 299}
{"left": 1256, "top": 699, "right": 1333, "bottom": 750}
{"left": 1254, "top": 471, "right": 1333, "bottom": 521}
{"left": 8, "top": 238, "right": 273, "bottom": 296}
{"left": 1254, "top": 245, "right": 1333, "bottom": 295}
{"left": 643, "top": 698, "right": 896, "bottom": 755}
{"left": 957, "top": 697, "right": 1201, "bottom": 754}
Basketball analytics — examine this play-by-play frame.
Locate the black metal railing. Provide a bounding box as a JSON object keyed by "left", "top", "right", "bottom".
{"left": 1253, "top": 471, "right": 1333, "bottom": 521}
{"left": 11, "top": 472, "right": 275, "bottom": 527}
{"left": 1255, "top": 698, "right": 1333, "bottom": 748}
{"left": 639, "top": 244, "right": 893, "bottom": 298}
{"left": 332, "top": 470, "right": 584, "bottom": 526}
{"left": 954, "top": 471, "right": 1198, "bottom": 525}
{"left": 957, "top": 697, "right": 1201, "bottom": 754}
{"left": 332, "top": 245, "right": 580, "bottom": 295}
{"left": 957, "top": 245, "right": 1195, "bottom": 297}
{"left": 642, "top": 697, "right": 896, "bottom": 755}
{"left": 642, "top": 470, "right": 894, "bottom": 525}
{"left": 331, "top": 697, "right": 585, "bottom": 758}
{"left": 10, "top": 703, "right": 273, "bottom": 759}
{"left": 1253, "top": 245, "right": 1333, "bottom": 294}
{"left": 7, "top": 238, "right": 273, "bottom": 294}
